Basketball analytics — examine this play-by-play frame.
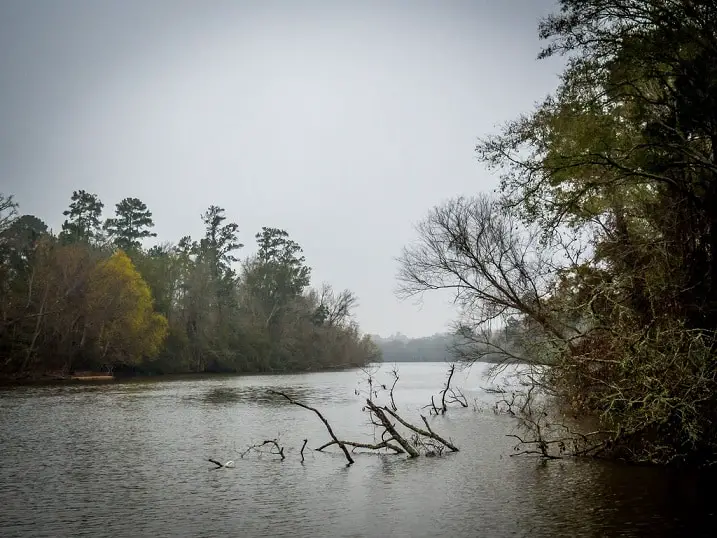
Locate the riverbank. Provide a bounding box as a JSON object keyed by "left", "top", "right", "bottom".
{"left": 0, "top": 371, "right": 115, "bottom": 387}
{"left": 0, "top": 362, "right": 373, "bottom": 388}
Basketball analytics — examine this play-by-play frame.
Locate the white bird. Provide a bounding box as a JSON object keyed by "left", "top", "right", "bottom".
{"left": 208, "top": 458, "right": 235, "bottom": 469}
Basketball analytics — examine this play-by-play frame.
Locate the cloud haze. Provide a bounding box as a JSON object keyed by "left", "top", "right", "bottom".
{"left": 0, "top": 0, "right": 562, "bottom": 337}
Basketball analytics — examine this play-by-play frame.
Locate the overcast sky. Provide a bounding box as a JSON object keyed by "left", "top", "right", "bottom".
{"left": 0, "top": 0, "right": 562, "bottom": 338}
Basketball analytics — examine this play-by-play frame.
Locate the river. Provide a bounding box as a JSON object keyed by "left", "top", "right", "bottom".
{"left": 0, "top": 362, "right": 714, "bottom": 537}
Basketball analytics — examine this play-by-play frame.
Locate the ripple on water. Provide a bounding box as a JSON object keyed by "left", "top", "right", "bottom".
{"left": 1, "top": 363, "right": 715, "bottom": 537}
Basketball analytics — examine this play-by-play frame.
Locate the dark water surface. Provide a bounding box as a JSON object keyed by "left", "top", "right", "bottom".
{"left": 1, "top": 362, "right": 714, "bottom": 537}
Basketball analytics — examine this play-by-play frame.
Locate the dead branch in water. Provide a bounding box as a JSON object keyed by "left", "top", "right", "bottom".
{"left": 440, "top": 364, "right": 456, "bottom": 413}
{"left": 268, "top": 390, "right": 354, "bottom": 465}
{"left": 439, "top": 364, "right": 468, "bottom": 413}
{"left": 423, "top": 364, "right": 468, "bottom": 415}
{"left": 316, "top": 439, "right": 404, "bottom": 454}
{"left": 494, "top": 387, "right": 612, "bottom": 460}
{"left": 262, "top": 368, "right": 460, "bottom": 465}
{"left": 364, "top": 399, "right": 420, "bottom": 457}
{"left": 383, "top": 407, "right": 459, "bottom": 453}
{"left": 388, "top": 366, "right": 399, "bottom": 411}
{"left": 360, "top": 367, "right": 460, "bottom": 457}
{"left": 426, "top": 395, "right": 441, "bottom": 415}
{"left": 240, "top": 439, "right": 286, "bottom": 461}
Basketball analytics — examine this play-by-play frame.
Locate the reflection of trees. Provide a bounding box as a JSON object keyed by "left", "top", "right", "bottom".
{"left": 197, "top": 385, "right": 351, "bottom": 407}
{"left": 518, "top": 460, "right": 714, "bottom": 536}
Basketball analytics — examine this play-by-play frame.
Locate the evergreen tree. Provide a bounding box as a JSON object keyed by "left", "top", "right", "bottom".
{"left": 104, "top": 197, "right": 157, "bottom": 250}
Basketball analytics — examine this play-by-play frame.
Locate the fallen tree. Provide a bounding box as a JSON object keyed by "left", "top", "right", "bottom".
{"left": 267, "top": 371, "right": 459, "bottom": 465}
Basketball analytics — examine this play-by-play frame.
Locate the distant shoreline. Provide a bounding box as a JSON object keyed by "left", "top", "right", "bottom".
{"left": 0, "top": 363, "right": 372, "bottom": 388}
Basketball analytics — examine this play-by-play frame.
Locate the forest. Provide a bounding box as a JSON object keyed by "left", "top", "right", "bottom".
{"left": 370, "top": 330, "right": 520, "bottom": 363}
{"left": 0, "top": 192, "right": 379, "bottom": 379}
{"left": 369, "top": 333, "right": 457, "bottom": 363}
{"left": 398, "top": 0, "right": 717, "bottom": 466}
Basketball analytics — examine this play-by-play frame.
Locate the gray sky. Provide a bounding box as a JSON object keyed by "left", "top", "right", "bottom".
{"left": 0, "top": 0, "right": 562, "bottom": 338}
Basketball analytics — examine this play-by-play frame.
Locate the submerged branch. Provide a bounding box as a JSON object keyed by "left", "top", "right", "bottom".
{"left": 382, "top": 407, "right": 459, "bottom": 453}
{"left": 364, "top": 399, "right": 420, "bottom": 457}
{"left": 268, "top": 390, "right": 354, "bottom": 465}
{"left": 240, "top": 439, "right": 286, "bottom": 461}
{"left": 316, "top": 439, "right": 404, "bottom": 454}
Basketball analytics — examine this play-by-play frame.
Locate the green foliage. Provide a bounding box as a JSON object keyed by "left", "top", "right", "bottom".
{"left": 0, "top": 196, "right": 376, "bottom": 379}
{"left": 104, "top": 197, "right": 157, "bottom": 250}
{"left": 60, "top": 190, "right": 104, "bottom": 243}
{"left": 245, "top": 227, "right": 311, "bottom": 307}
{"left": 401, "top": 0, "right": 717, "bottom": 465}
{"left": 199, "top": 205, "right": 243, "bottom": 277}
{"left": 85, "top": 250, "right": 168, "bottom": 366}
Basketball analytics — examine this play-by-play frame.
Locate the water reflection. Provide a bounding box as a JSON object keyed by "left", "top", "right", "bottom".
{"left": 0, "top": 362, "right": 714, "bottom": 538}
{"left": 183, "top": 384, "right": 355, "bottom": 407}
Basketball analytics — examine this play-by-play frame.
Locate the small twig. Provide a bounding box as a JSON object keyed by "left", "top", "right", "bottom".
{"left": 240, "top": 439, "right": 286, "bottom": 461}
{"left": 389, "top": 367, "right": 400, "bottom": 411}
{"left": 300, "top": 439, "right": 308, "bottom": 463}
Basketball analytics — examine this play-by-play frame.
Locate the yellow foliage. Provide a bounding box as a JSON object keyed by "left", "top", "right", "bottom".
{"left": 86, "top": 250, "right": 168, "bottom": 364}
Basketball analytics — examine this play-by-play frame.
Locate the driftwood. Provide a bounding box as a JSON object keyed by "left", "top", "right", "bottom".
{"left": 425, "top": 364, "right": 469, "bottom": 415}
{"left": 265, "top": 369, "right": 460, "bottom": 465}
{"left": 364, "top": 399, "right": 420, "bottom": 457}
{"left": 362, "top": 367, "right": 460, "bottom": 457}
{"left": 384, "top": 407, "right": 459, "bottom": 453}
{"left": 269, "top": 390, "right": 355, "bottom": 465}
{"left": 240, "top": 439, "right": 286, "bottom": 461}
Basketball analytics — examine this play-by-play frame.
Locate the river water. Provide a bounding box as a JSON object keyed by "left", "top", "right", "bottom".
{"left": 0, "top": 362, "right": 714, "bottom": 537}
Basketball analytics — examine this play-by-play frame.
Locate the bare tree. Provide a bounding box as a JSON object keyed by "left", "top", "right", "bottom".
{"left": 396, "top": 194, "right": 581, "bottom": 367}
{"left": 316, "top": 283, "right": 358, "bottom": 327}
{"left": 0, "top": 194, "right": 18, "bottom": 235}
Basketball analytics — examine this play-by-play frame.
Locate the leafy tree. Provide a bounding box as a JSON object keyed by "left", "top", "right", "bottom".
{"left": 246, "top": 227, "right": 311, "bottom": 305}
{"left": 1, "top": 191, "right": 375, "bottom": 379}
{"left": 104, "top": 197, "right": 157, "bottom": 250}
{"left": 199, "top": 205, "right": 242, "bottom": 278}
{"left": 0, "top": 215, "right": 49, "bottom": 280}
{"left": 60, "top": 190, "right": 104, "bottom": 242}
{"left": 85, "top": 251, "right": 168, "bottom": 368}
{"left": 399, "top": 0, "right": 717, "bottom": 464}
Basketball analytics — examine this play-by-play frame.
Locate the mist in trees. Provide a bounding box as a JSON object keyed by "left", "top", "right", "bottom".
{"left": 398, "top": 0, "right": 717, "bottom": 465}
{"left": 370, "top": 327, "right": 528, "bottom": 364}
{"left": 0, "top": 191, "right": 378, "bottom": 379}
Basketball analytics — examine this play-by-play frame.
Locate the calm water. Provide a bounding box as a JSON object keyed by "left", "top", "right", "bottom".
{"left": 0, "top": 362, "right": 714, "bottom": 537}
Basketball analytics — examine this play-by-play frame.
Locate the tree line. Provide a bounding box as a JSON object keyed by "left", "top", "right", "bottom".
{"left": 369, "top": 331, "right": 518, "bottom": 363}
{"left": 0, "top": 191, "right": 379, "bottom": 379}
{"left": 399, "top": 0, "right": 717, "bottom": 465}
